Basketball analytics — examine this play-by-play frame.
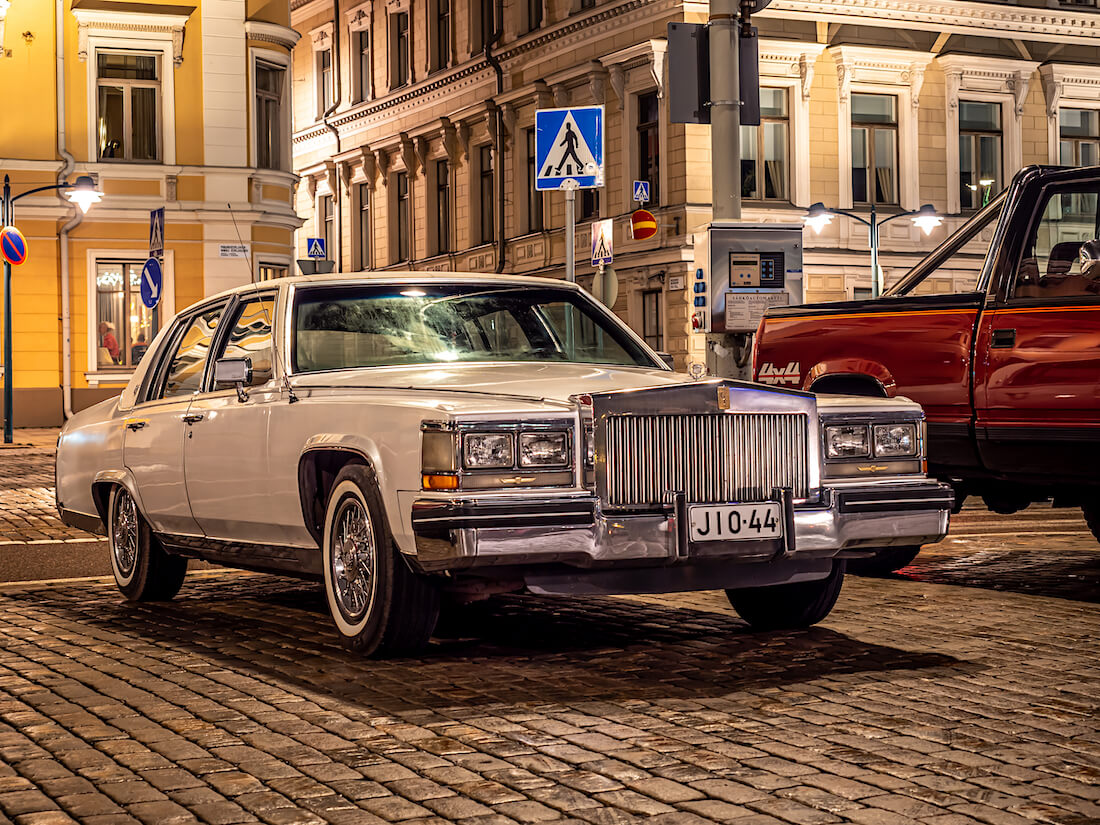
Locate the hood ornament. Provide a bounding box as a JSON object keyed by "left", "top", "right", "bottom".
{"left": 689, "top": 362, "right": 707, "bottom": 381}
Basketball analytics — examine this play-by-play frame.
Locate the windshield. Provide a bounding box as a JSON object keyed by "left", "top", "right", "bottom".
{"left": 885, "top": 189, "right": 1007, "bottom": 296}
{"left": 293, "top": 283, "right": 662, "bottom": 372}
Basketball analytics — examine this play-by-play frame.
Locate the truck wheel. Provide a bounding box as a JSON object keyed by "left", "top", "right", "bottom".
{"left": 108, "top": 485, "right": 187, "bottom": 602}
{"left": 1084, "top": 502, "right": 1100, "bottom": 544}
{"left": 322, "top": 464, "right": 439, "bottom": 656}
{"left": 725, "top": 562, "right": 844, "bottom": 630}
{"left": 847, "top": 546, "right": 921, "bottom": 575}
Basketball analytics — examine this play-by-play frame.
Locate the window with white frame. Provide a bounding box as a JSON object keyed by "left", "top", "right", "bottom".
{"left": 851, "top": 93, "right": 898, "bottom": 205}
{"left": 1060, "top": 108, "right": 1099, "bottom": 167}
{"left": 255, "top": 60, "right": 285, "bottom": 170}
{"left": 641, "top": 290, "right": 663, "bottom": 351}
{"left": 435, "top": 159, "right": 451, "bottom": 255}
{"left": 95, "top": 261, "right": 160, "bottom": 368}
{"left": 96, "top": 51, "right": 161, "bottom": 162}
{"left": 432, "top": 0, "right": 451, "bottom": 71}
{"left": 319, "top": 194, "right": 334, "bottom": 258}
{"left": 959, "top": 101, "right": 1002, "bottom": 210}
{"left": 527, "top": 0, "right": 543, "bottom": 32}
{"left": 354, "top": 29, "right": 371, "bottom": 102}
{"left": 741, "top": 87, "right": 788, "bottom": 201}
{"left": 357, "top": 183, "right": 372, "bottom": 269}
{"left": 317, "top": 47, "right": 334, "bottom": 115}
{"left": 526, "top": 128, "right": 543, "bottom": 233}
{"left": 390, "top": 10, "right": 410, "bottom": 88}
{"left": 257, "top": 262, "right": 289, "bottom": 282}
{"left": 394, "top": 171, "right": 410, "bottom": 262}
{"left": 478, "top": 145, "right": 495, "bottom": 244}
{"left": 637, "top": 91, "right": 660, "bottom": 206}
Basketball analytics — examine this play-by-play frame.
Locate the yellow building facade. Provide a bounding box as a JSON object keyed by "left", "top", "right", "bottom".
{"left": 0, "top": 0, "right": 300, "bottom": 426}
{"left": 289, "top": 0, "right": 1100, "bottom": 372}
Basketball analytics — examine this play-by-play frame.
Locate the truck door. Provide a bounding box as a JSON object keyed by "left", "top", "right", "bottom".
{"left": 974, "top": 176, "right": 1100, "bottom": 482}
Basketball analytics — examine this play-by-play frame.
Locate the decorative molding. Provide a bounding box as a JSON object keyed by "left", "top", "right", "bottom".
{"left": 374, "top": 148, "right": 390, "bottom": 183}
{"left": 399, "top": 133, "right": 418, "bottom": 176}
{"left": 599, "top": 39, "right": 667, "bottom": 99}
{"left": 607, "top": 65, "right": 625, "bottom": 110}
{"left": 345, "top": 2, "right": 371, "bottom": 32}
{"left": 415, "top": 135, "right": 429, "bottom": 170}
{"left": 385, "top": 0, "right": 410, "bottom": 14}
{"left": 309, "top": 22, "right": 333, "bottom": 51}
{"left": 757, "top": 39, "right": 826, "bottom": 102}
{"left": 937, "top": 54, "right": 1040, "bottom": 115}
{"left": 552, "top": 83, "right": 569, "bottom": 107}
{"left": 72, "top": 6, "right": 193, "bottom": 65}
{"left": 588, "top": 63, "right": 607, "bottom": 105}
{"left": 456, "top": 121, "right": 470, "bottom": 161}
{"left": 1040, "top": 62, "right": 1100, "bottom": 117}
{"left": 441, "top": 118, "right": 462, "bottom": 165}
{"left": 533, "top": 80, "right": 554, "bottom": 109}
{"left": 244, "top": 20, "right": 301, "bottom": 50}
{"left": 500, "top": 103, "right": 516, "bottom": 148}
{"left": 828, "top": 45, "right": 935, "bottom": 106}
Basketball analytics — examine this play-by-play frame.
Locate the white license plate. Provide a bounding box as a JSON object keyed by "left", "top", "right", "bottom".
{"left": 688, "top": 502, "right": 783, "bottom": 543}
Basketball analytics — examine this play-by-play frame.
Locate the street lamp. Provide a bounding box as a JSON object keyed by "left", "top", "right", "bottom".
{"left": 2, "top": 174, "right": 104, "bottom": 443}
{"left": 803, "top": 200, "right": 943, "bottom": 299}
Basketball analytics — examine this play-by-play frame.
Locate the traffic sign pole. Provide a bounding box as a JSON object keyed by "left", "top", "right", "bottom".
{"left": 710, "top": 0, "right": 741, "bottom": 221}
{"left": 2, "top": 180, "right": 11, "bottom": 443}
{"left": 565, "top": 185, "right": 576, "bottom": 283}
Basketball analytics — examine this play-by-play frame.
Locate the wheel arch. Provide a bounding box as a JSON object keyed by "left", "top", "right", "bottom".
{"left": 806, "top": 360, "right": 896, "bottom": 397}
{"left": 298, "top": 437, "right": 386, "bottom": 547}
{"left": 91, "top": 469, "right": 143, "bottom": 525}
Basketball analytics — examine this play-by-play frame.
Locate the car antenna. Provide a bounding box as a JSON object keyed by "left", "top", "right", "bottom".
{"left": 227, "top": 202, "right": 299, "bottom": 403}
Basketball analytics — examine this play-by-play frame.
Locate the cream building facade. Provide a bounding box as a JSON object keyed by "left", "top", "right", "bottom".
{"left": 0, "top": 0, "right": 300, "bottom": 425}
{"left": 289, "top": 0, "right": 1100, "bottom": 370}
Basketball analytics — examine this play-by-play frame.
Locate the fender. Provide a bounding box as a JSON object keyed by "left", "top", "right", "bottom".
{"left": 804, "top": 359, "right": 897, "bottom": 396}
{"left": 91, "top": 469, "right": 144, "bottom": 526}
{"left": 297, "top": 433, "right": 394, "bottom": 546}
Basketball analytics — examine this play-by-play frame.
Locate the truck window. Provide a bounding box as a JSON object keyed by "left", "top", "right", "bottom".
{"left": 1012, "top": 181, "right": 1100, "bottom": 301}
{"left": 885, "top": 190, "right": 1006, "bottom": 297}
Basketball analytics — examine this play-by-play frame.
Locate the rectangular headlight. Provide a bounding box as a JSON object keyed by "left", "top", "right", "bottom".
{"left": 463, "top": 433, "right": 514, "bottom": 469}
{"left": 873, "top": 423, "right": 918, "bottom": 457}
{"left": 519, "top": 431, "right": 570, "bottom": 467}
{"left": 825, "top": 424, "right": 870, "bottom": 458}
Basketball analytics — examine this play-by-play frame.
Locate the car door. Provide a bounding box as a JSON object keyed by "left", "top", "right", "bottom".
{"left": 974, "top": 175, "right": 1100, "bottom": 481}
{"left": 183, "top": 291, "right": 285, "bottom": 543}
{"left": 123, "top": 301, "right": 229, "bottom": 536}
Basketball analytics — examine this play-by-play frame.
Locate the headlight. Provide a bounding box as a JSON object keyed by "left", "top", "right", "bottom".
{"left": 873, "top": 423, "right": 917, "bottom": 457}
{"left": 463, "top": 433, "right": 514, "bottom": 468}
{"left": 825, "top": 424, "right": 870, "bottom": 458}
{"left": 519, "top": 432, "right": 569, "bottom": 467}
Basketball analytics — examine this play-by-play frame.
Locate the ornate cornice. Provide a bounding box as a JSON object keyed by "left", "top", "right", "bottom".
{"left": 244, "top": 20, "right": 301, "bottom": 50}
{"left": 72, "top": 5, "right": 193, "bottom": 65}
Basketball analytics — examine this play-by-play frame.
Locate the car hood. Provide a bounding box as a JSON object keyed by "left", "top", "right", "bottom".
{"left": 291, "top": 362, "right": 693, "bottom": 404}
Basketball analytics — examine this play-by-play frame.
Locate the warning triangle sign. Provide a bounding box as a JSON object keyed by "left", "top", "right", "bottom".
{"left": 540, "top": 112, "right": 599, "bottom": 179}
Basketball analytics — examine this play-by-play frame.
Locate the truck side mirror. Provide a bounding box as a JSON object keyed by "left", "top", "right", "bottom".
{"left": 214, "top": 357, "right": 252, "bottom": 402}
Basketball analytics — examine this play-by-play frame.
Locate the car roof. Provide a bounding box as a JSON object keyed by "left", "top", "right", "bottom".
{"left": 203, "top": 271, "right": 584, "bottom": 303}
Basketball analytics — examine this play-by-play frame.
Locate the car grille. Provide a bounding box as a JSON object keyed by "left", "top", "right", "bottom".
{"left": 603, "top": 412, "right": 811, "bottom": 507}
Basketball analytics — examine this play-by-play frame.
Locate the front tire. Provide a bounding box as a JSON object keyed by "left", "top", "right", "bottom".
{"left": 848, "top": 546, "right": 921, "bottom": 575}
{"left": 108, "top": 485, "right": 187, "bottom": 602}
{"left": 322, "top": 464, "right": 439, "bottom": 656}
{"left": 725, "top": 561, "right": 844, "bottom": 630}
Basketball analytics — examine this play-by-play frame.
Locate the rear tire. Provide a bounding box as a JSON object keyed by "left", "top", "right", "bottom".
{"left": 1084, "top": 502, "right": 1100, "bottom": 544}
{"left": 726, "top": 561, "right": 844, "bottom": 630}
{"left": 322, "top": 464, "right": 439, "bottom": 656}
{"left": 108, "top": 485, "right": 187, "bottom": 602}
{"left": 847, "top": 546, "right": 921, "bottom": 575}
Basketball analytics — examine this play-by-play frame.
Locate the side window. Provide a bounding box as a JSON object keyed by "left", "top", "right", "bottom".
{"left": 161, "top": 305, "right": 226, "bottom": 399}
{"left": 216, "top": 297, "right": 276, "bottom": 387}
{"left": 1012, "top": 181, "right": 1100, "bottom": 301}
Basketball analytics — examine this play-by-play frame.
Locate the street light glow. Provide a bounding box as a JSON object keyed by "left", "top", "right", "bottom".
{"left": 911, "top": 204, "right": 943, "bottom": 236}
{"left": 65, "top": 176, "right": 104, "bottom": 214}
{"left": 804, "top": 202, "right": 834, "bottom": 233}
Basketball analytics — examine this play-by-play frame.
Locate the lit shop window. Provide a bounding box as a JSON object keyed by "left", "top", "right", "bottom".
{"left": 95, "top": 261, "right": 159, "bottom": 368}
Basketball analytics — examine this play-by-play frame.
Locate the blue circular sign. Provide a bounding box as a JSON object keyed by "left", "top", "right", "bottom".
{"left": 0, "top": 226, "right": 28, "bottom": 266}
{"left": 140, "top": 258, "right": 162, "bottom": 309}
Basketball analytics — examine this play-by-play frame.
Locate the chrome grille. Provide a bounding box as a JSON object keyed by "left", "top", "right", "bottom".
{"left": 604, "top": 413, "right": 810, "bottom": 507}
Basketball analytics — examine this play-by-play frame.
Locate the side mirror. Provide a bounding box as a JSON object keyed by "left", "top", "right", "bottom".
{"left": 213, "top": 357, "right": 252, "bottom": 401}
{"left": 657, "top": 351, "right": 675, "bottom": 369}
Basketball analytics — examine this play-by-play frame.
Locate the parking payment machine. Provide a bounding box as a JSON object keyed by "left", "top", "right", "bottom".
{"left": 692, "top": 222, "right": 803, "bottom": 379}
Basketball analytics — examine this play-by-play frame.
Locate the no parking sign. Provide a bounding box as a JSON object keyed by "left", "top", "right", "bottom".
{"left": 0, "top": 226, "right": 27, "bottom": 266}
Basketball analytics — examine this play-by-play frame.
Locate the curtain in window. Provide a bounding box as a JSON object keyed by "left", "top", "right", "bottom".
{"left": 131, "top": 87, "right": 158, "bottom": 161}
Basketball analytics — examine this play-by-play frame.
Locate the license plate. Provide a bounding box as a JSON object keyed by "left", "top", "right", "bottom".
{"left": 688, "top": 502, "right": 783, "bottom": 543}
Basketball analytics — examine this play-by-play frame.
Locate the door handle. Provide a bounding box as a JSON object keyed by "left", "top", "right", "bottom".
{"left": 991, "top": 328, "right": 1016, "bottom": 348}
{"left": 125, "top": 419, "right": 147, "bottom": 431}
{"left": 182, "top": 413, "right": 205, "bottom": 424}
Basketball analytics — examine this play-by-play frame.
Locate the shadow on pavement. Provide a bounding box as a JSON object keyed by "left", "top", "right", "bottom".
{"left": 12, "top": 573, "right": 969, "bottom": 715}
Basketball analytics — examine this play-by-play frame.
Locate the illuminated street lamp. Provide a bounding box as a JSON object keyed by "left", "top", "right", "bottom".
{"left": 803, "top": 201, "right": 943, "bottom": 299}
{"left": 2, "top": 174, "right": 105, "bottom": 443}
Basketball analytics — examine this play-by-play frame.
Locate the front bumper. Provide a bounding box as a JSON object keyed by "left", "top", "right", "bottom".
{"left": 409, "top": 481, "right": 952, "bottom": 594}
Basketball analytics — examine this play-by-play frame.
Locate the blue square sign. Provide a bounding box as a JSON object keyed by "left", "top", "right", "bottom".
{"left": 535, "top": 106, "right": 604, "bottom": 191}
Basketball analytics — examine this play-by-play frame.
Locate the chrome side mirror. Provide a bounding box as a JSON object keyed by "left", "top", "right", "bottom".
{"left": 214, "top": 357, "right": 252, "bottom": 402}
{"left": 657, "top": 351, "right": 675, "bottom": 369}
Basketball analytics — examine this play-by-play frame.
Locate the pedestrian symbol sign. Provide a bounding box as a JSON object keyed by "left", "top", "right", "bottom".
{"left": 307, "top": 237, "right": 327, "bottom": 259}
{"left": 591, "top": 219, "right": 614, "bottom": 266}
{"left": 149, "top": 207, "right": 164, "bottom": 258}
{"left": 633, "top": 181, "right": 650, "bottom": 203}
{"left": 535, "top": 106, "right": 604, "bottom": 191}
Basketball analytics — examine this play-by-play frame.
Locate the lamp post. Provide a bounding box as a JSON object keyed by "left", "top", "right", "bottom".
{"left": 804, "top": 201, "right": 943, "bottom": 298}
{"left": 2, "top": 174, "right": 103, "bottom": 443}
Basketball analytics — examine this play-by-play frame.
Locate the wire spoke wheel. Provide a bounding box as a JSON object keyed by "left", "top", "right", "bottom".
{"left": 111, "top": 490, "right": 139, "bottom": 578}
{"left": 330, "top": 497, "right": 376, "bottom": 621}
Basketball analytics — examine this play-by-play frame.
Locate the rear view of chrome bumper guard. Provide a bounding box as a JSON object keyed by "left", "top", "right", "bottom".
{"left": 410, "top": 481, "right": 953, "bottom": 576}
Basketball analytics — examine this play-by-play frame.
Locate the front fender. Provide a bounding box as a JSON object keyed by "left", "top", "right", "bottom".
{"left": 805, "top": 359, "right": 897, "bottom": 396}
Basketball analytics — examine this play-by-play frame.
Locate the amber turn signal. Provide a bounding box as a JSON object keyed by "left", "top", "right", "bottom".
{"left": 422, "top": 473, "right": 460, "bottom": 490}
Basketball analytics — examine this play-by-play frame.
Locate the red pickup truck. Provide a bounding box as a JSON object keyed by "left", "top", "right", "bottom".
{"left": 754, "top": 165, "right": 1100, "bottom": 569}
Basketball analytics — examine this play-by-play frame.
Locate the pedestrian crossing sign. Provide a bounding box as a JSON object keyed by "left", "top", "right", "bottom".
{"left": 591, "top": 219, "right": 614, "bottom": 266}
{"left": 535, "top": 106, "right": 604, "bottom": 191}
{"left": 307, "top": 237, "right": 327, "bottom": 259}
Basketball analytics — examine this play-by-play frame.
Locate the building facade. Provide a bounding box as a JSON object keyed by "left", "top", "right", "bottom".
{"left": 0, "top": 0, "right": 300, "bottom": 425}
{"left": 289, "top": 0, "right": 1100, "bottom": 370}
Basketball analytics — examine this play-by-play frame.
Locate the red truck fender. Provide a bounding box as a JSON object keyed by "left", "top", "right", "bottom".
{"left": 803, "top": 359, "right": 898, "bottom": 397}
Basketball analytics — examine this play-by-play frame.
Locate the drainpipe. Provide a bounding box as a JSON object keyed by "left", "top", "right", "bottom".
{"left": 57, "top": 0, "right": 79, "bottom": 421}
{"left": 485, "top": 18, "right": 505, "bottom": 273}
{"left": 321, "top": 0, "right": 343, "bottom": 270}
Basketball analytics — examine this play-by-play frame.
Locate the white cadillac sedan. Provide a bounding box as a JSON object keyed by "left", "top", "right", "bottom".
{"left": 57, "top": 273, "right": 952, "bottom": 656}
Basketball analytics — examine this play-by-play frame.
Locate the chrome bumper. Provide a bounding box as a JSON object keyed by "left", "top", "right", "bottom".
{"left": 409, "top": 481, "right": 952, "bottom": 593}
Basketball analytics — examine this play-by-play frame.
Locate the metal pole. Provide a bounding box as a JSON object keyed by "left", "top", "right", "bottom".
{"left": 564, "top": 185, "right": 576, "bottom": 282}
{"left": 869, "top": 202, "right": 880, "bottom": 299}
{"left": 709, "top": 0, "right": 741, "bottom": 221}
{"left": 3, "top": 175, "right": 12, "bottom": 443}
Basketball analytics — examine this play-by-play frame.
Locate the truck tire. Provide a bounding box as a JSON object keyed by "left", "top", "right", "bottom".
{"left": 725, "top": 561, "right": 844, "bottom": 630}
{"left": 1084, "top": 502, "right": 1100, "bottom": 544}
{"left": 108, "top": 485, "right": 187, "bottom": 602}
{"left": 322, "top": 463, "right": 439, "bottom": 656}
{"left": 847, "top": 546, "right": 921, "bottom": 575}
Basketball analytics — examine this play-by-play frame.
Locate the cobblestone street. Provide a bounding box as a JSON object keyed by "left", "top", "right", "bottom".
{"left": 0, "top": 433, "right": 1098, "bottom": 825}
